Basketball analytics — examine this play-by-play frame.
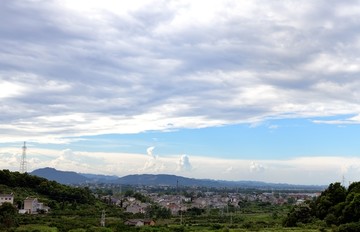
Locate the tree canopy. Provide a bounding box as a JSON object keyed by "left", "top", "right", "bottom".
{"left": 284, "top": 182, "right": 360, "bottom": 228}
{"left": 0, "top": 202, "right": 18, "bottom": 228}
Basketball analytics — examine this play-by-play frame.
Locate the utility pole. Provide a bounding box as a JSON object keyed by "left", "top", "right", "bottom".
{"left": 177, "top": 179, "right": 183, "bottom": 225}
{"left": 20, "top": 142, "right": 27, "bottom": 173}
{"left": 100, "top": 210, "right": 105, "bottom": 227}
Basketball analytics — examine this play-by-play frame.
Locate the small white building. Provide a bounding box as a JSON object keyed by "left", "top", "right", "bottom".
{"left": 124, "top": 219, "right": 155, "bottom": 227}
{"left": 19, "top": 200, "right": 50, "bottom": 214}
{"left": 0, "top": 193, "right": 14, "bottom": 206}
{"left": 126, "top": 204, "right": 145, "bottom": 214}
{"left": 24, "top": 198, "right": 39, "bottom": 214}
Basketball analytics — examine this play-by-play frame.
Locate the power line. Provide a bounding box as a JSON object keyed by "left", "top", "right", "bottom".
{"left": 20, "top": 142, "right": 27, "bottom": 173}
{"left": 100, "top": 210, "right": 106, "bottom": 227}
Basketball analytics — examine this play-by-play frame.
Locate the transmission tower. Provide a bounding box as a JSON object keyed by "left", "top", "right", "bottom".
{"left": 20, "top": 142, "right": 27, "bottom": 173}
{"left": 100, "top": 210, "right": 105, "bottom": 227}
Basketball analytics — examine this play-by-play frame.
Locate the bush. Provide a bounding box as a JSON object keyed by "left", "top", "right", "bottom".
{"left": 325, "top": 213, "right": 337, "bottom": 226}
{"left": 211, "top": 224, "right": 223, "bottom": 229}
{"left": 283, "top": 204, "right": 313, "bottom": 227}
{"left": 0, "top": 202, "right": 18, "bottom": 229}
{"left": 171, "top": 226, "right": 185, "bottom": 232}
{"left": 337, "top": 222, "right": 360, "bottom": 232}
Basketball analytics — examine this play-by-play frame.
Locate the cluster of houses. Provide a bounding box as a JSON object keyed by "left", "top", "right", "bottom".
{"left": 0, "top": 193, "right": 49, "bottom": 214}
{"left": 101, "top": 190, "right": 320, "bottom": 218}
{"left": 1, "top": 189, "right": 320, "bottom": 228}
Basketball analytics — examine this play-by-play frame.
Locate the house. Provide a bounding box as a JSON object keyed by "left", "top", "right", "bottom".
{"left": 296, "top": 199, "right": 306, "bottom": 205}
{"left": 166, "top": 202, "right": 182, "bottom": 215}
{"left": 36, "top": 202, "right": 50, "bottom": 212}
{"left": 22, "top": 198, "right": 49, "bottom": 214}
{"left": 0, "top": 193, "right": 14, "bottom": 206}
{"left": 24, "top": 198, "right": 42, "bottom": 214}
{"left": 126, "top": 204, "right": 145, "bottom": 214}
{"left": 124, "top": 219, "right": 155, "bottom": 227}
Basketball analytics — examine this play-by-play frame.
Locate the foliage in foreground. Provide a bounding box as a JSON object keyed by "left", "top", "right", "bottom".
{"left": 0, "top": 202, "right": 18, "bottom": 229}
{"left": 284, "top": 181, "right": 360, "bottom": 229}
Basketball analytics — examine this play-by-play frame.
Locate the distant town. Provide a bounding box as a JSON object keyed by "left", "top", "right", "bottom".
{"left": 94, "top": 184, "right": 321, "bottom": 216}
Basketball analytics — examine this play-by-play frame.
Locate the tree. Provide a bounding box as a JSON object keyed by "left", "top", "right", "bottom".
{"left": 342, "top": 193, "right": 360, "bottom": 223}
{"left": 0, "top": 202, "right": 18, "bottom": 228}
{"left": 124, "top": 190, "right": 134, "bottom": 197}
{"left": 145, "top": 204, "right": 171, "bottom": 219}
{"left": 185, "top": 207, "right": 204, "bottom": 216}
{"left": 347, "top": 182, "right": 360, "bottom": 194}
{"left": 314, "top": 182, "right": 346, "bottom": 219}
{"left": 283, "top": 204, "right": 314, "bottom": 227}
{"left": 284, "top": 182, "right": 360, "bottom": 228}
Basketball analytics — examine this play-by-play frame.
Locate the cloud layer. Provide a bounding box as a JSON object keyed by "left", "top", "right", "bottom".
{"left": 1, "top": 146, "right": 359, "bottom": 185}
{"left": 1, "top": 0, "right": 360, "bottom": 143}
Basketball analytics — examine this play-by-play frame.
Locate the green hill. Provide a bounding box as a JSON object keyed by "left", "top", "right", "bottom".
{"left": 0, "top": 169, "right": 123, "bottom": 232}
{"left": 31, "top": 167, "right": 90, "bottom": 185}
{"left": 0, "top": 169, "right": 95, "bottom": 206}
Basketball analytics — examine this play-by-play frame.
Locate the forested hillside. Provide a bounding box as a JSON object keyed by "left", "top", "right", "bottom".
{"left": 0, "top": 169, "right": 114, "bottom": 231}
{"left": 0, "top": 169, "right": 94, "bottom": 205}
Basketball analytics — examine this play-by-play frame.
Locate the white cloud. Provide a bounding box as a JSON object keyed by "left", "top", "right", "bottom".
{"left": 0, "top": 81, "right": 24, "bottom": 98}
{"left": 224, "top": 166, "right": 233, "bottom": 174}
{"left": 142, "top": 156, "right": 165, "bottom": 174}
{"left": 0, "top": 1, "right": 360, "bottom": 143}
{"left": 146, "top": 146, "right": 155, "bottom": 157}
{"left": 142, "top": 146, "right": 166, "bottom": 173}
{"left": 0, "top": 1, "right": 359, "bottom": 187}
{"left": 249, "top": 162, "right": 265, "bottom": 173}
{"left": 177, "top": 154, "right": 192, "bottom": 172}
{"left": 313, "top": 114, "right": 360, "bottom": 125}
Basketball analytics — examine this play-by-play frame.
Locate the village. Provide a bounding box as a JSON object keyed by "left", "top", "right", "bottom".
{"left": 1, "top": 186, "right": 320, "bottom": 217}
{"left": 96, "top": 186, "right": 321, "bottom": 217}
{"left": 0, "top": 178, "right": 328, "bottom": 230}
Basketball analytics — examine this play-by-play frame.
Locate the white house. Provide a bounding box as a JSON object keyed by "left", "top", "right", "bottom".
{"left": 126, "top": 204, "right": 145, "bottom": 214}
{"left": 0, "top": 193, "right": 14, "bottom": 206}
{"left": 124, "top": 219, "right": 155, "bottom": 227}
{"left": 24, "top": 198, "right": 39, "bottom": 214}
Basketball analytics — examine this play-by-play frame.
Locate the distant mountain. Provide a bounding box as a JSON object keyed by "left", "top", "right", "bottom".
{"left": 80, "top": 173, "right": 119, "bottom": 183}
{"left": 31, "top": 167, "right": 89, "bottom": 185}
{"left": 31, "top": 167, "right": 325, "bottom": 190}
{"left": 116, "top": 174, "right": 325, "bottom": 190}
{"left": 116, "top": 174, "right": 220, "bottom": 187}
{"left": 228, "top": 180, "right": 325, "bottom": 190}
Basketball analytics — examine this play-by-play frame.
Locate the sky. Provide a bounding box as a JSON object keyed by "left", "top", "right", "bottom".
{"left": 1, "top": 0, "right": 360, "bottom": 185}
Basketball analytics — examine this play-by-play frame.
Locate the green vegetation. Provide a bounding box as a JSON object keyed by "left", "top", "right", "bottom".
{"left": 15, "top": 224, "right": 58, "bottom": 232}
{"left": 0, "top": 169, "right": 95, "bottom": 205}
{"left": 0, "top": 170, "right": 124, "bottom": 231}
{"left": 0, "top": 202, "right": 18, "bottom": 229}
{"left": 284, "top": 182, "right": 360, "bottom": 230}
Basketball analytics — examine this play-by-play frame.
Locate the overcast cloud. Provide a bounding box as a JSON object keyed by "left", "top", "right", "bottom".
{"left": 2, "top": 1, "right": 360, "bottom": 184}
{"left": 1, "top": 0, "right": 360, "bottom": 143}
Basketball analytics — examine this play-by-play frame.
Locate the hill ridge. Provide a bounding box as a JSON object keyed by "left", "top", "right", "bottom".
{"left": 30, "top": 167, "right": 325, "bottom": 190}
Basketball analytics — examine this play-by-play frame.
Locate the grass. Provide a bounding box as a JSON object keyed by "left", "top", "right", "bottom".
{"left": 15, "top": 224, "right": 58, "bottom": 232}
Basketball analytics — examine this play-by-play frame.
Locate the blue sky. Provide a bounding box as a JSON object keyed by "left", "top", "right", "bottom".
{"left": 1, "top": 0, "right": 360, "bottom": 184}
{"left": 23, "top": 116, "right": 359, "bottom": 159}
